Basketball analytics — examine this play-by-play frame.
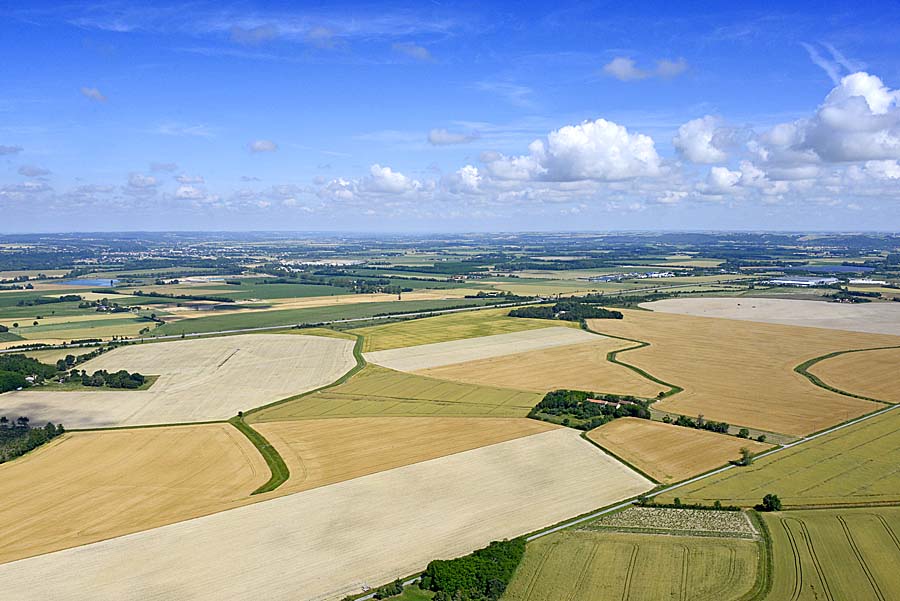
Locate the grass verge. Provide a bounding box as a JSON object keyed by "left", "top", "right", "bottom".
{"left": 794, "top": 345, "right": 900, "bottom": 404}
{"left": 582, "top": 321, "right": 683, "bottom": 399}
{"left": 228, "top": 416, "right": 290, "bottom": 495}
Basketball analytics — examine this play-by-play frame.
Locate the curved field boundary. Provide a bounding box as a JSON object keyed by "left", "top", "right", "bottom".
{"left": 244, "top": 332, "right": 367, "bottom": 418}
{"left": 228, "top": 416, "right": 290, "bottom": 495}
{"left": 795, "top": 345, "right": 900, "bottom": 405}
{"left": 581, "top": 322, "right": 683, "bottom": 399}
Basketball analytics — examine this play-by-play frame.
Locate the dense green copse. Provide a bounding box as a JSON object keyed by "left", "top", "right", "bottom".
{"left": 422, "top": 538, "right": 526, "bottom": 601}
{"left": 0, "top": 354, "right": 58, "bottom": 381}
{"left": 0, "top": 419, "right": 65, "bottom": 463}
{"left": 0, "top": 371, "right": 28, "bottom": 393}
{"left": 77, "top": 369, "right": 146, "bottom": 389}
{"left": 529, "top": 389, "right": 650, "bottom": 430}
{"left": 508, "top": 301, "right": 623, "bottom": 322}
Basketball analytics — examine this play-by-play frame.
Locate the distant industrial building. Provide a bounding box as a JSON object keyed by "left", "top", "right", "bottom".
{"left": 849, "top": 278, "right": 888, "bottom": 286}
{"left": 766, "top": 276, "right": 839, "bottom": 287}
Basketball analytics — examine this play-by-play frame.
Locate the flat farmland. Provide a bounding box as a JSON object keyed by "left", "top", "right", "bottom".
{"left": 256, "top": 417, "right": 558, "bottom": 494}
{"left": 0, "top": 334, "right": 356, "bottom": 428}
{"left": 0, "top": 428, "right": 653, "bottom": 601}
{"left": 587, "top": 418, "right": 772, "bottom": 483}
{"left": 417, "top": 340, "right": 664, "bottom": 397}
{"left": 248, "top": 365, "right": 542, "bottom": 421}
{"left": 0, "top": 424, "right": 266, "bottom": 565}
{"left": 655, "top": 407, "right": 900, "bottom": 507}
{"left": 808, "top": 346, "right": 900, "bottom": 403}
{"left": 761, "top": 507, "right": 900, "bottom": 601}
{"left": 502, "top": 529, "right": 759, "bottom": 601}
{"left": 365, "top": 327, "right": 596, "bottom": 372}
{"left": 586, "top": 310, "right": 898, "bottom": 436}
{"left": 352, "top": 307, "right": 578, "bottom": 352}
{"left": 644, "top": 297, "right": 900, "bottom": 336}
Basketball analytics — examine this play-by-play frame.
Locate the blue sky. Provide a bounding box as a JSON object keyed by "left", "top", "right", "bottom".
{"left": 2, "top": 1, "right": 900, "bottom": 232}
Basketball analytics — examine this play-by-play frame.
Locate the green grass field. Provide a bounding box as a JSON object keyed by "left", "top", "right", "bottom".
{"left": 350, "top": 307, "right": 576, "bottom": 352}
{"left": 761, "top": 507, "right": 900, "bottom": 600}
{"left": 655, "top": 408, "right": 900, "bottom": 508}
{"left": 247, "top": 364, "right": 542, "bottom": 422}
{"left": 152, "top": 297, "right": 502, "bottom": 336}
{"left": 502, "top": 529, "right": 759, "bottom": 601}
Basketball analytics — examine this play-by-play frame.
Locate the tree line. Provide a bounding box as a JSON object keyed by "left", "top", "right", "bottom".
{"left": 0, "top": 418, "right": 65, "bottom": 463}
{"left": 509, "top": 301, "right": 623, "bottom": 322}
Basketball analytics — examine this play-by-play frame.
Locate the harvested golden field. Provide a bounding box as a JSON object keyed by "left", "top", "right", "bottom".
{"left": 655, "top": 406, "right": 900, "bottom": 507}
{"left": 585, "top": 310, "right": 899, "bottom": 435}
{"left": 417, "top": 340, "right": 664, "bottom": 397}
{"left": 0, "top": 334, "right": 356, "bottom": 428}
{"left": 587, "top": 418, "right": 772, "bottom": 483}
{"left": 257, "top": 417, "right": 558, "bottom": 494}
{"left": 0, "top": 424, "right": 266, "bottom": 565}
{"left": 0, "top": 428, "right": 653, "bottom": 601}
{"left": 352, "top": 307, "right": 578, "bottom": 352}
{"left": 365, "top": 327, "right": 597, "bottom": 372}
{"left": 644, "top": 296, "right": 900, "bottom": 336}
{"left": 503, "top": 529, "right": 759, "bottom": 601}
{"left": 761, "top": 507, "right": 900, "bottom": 601}
{"left": 808, "top": 346, "right": 900, "bottom": 403}
{"left": 248, "top": 364, "right": 542, "bottom": 421}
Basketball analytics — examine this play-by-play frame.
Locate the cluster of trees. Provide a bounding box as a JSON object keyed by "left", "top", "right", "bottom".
{"left": 756, "top": 494, "right": 782, "bottom": 512}
{"left": 0, "top": 354, "right": 59, "bottom": 392}
{"left": 367, "top": 579, "right": 404, "bottom": 599}
{"left": 0, "top": 418, "right": 65, "bottom": 463}
{"left": 73, "top": 369, "right": 146, "bottom": 389}
{"left": 663, "top": 413, "right": 730, "bottom": 434}
{"left": 421, "top": 538, "right": 526, "bottom": 601}
{"left": 509, "top": 301, "right": 623, "bottom": 321}
{"left": 529, "top": 389, "right": 650, "bottom": 430}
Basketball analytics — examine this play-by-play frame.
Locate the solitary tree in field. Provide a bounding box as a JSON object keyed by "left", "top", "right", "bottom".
{"left": 760, "top": 493, "right": 782, "bottom": 512}
{"left": 740, "top": 447, "right": 753, "bottom": 466}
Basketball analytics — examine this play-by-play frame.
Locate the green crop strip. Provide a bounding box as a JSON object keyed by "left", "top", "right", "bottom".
{"left": 795, "top": 345, "right": 900, "bottom": 405}
{"left": 228, "top": 416, "right": 290, "bottom": 495}
{"left": 582, "top": 321, "right": 683, "bottom": 399}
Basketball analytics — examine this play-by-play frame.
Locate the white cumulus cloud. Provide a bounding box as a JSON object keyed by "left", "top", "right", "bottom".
{"left": 80, "top": 87, "right": 107, "bottom": 102}
{"left": 483, "top": 118, "right": 661, "bottom": 182}
{"left": 673, "top": 116, "right": 729, "bottom": 163}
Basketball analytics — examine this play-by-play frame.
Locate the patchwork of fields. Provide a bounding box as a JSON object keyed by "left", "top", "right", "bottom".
{"left": 655, "top": 407, "right": 900, "bottom": 507}
{"left": 351, "top": 307, "right": 577, "bottom": 352}
{"left": 586, "top": 310, "right": 898, "bottom": 435}
{"left": 256, "top": 417, "right": 558, "bottom": 494}
{"left": 364, "top": 326, "right": 596, "bottom": 371}
{"left": 0, "top": 424, "right": 267, "bottom": 564}
{"left": 248, "top": 365, "right": 543, "bottom": 421}
{"left": 0, "top": 429, "right": 653, "bottom": 600}
{"left": 587, "top": 418, "right": 772, "bottom": 483}
{"left": 417, "top": 339, "right": 664, "bottom": 397}
{"left": 0, "top": 334, "right": 356, "bottom": 428}
{"left": 502, "top": 529, "right": 760, "bottom": 601}
{"left": 761, "top": 507, "right": 900, "bottom": 601}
